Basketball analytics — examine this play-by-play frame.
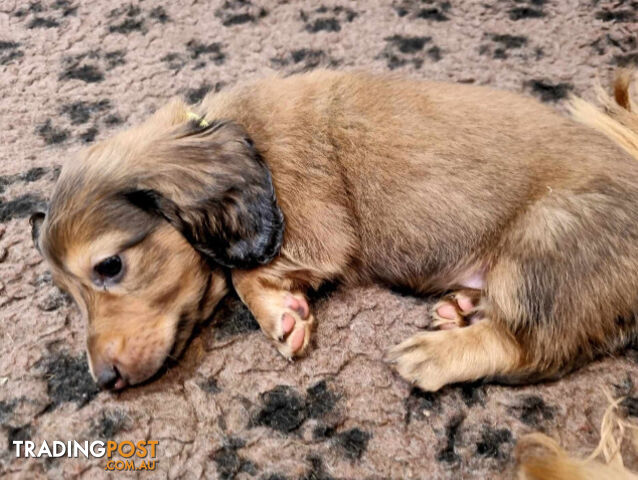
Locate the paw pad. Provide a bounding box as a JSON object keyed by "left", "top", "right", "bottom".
{"left": 431, "top": 289, "right": 483, "bottom": 329}
{"left": 275, "top": 293, "right": 313, "bottom": 358}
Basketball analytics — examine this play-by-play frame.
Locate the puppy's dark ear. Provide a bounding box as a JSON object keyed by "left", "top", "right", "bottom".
{"left": 29, "top": 212, "right": 45, "bottom": 254}
{"left": 125, "top": 120, "right": 284, "bottom": 269}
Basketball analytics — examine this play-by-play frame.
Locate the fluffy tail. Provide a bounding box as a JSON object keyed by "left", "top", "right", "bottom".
{"left": 568, "top": 69, "right": 638, "bottom": 161}
{"left": 516, "top": 390, "right": 638, "bottom": 480}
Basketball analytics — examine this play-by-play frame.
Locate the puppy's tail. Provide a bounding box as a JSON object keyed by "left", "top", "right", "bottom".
{"left": 568, "top": 69, "right": 638, "bottom": 161}
{"left": 516, "top": 390, "right": 638, "bottom": 480}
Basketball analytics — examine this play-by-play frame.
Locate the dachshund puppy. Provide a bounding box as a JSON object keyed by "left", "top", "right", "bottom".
{"left": 31, "top": 70, "right": 638, "bottom": 392}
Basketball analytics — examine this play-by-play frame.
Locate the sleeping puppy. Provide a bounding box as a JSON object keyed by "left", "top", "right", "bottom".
{"left": 31, "top": 70, "right": 638, "bottom": 391}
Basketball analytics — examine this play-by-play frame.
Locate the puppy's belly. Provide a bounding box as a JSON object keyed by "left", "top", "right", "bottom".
{"left": 369, "top": 256, "right": 488, "bottom": 295}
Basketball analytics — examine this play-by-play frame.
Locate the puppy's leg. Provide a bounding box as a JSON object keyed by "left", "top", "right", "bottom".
{"left": 232, "top": 269, "right": 313, "bottom": 358}
{"left": 388, "top": 320, "right": 523, "bottom": 391}
{"left": 391, "top": 189, "right": 638, "bottom": 391}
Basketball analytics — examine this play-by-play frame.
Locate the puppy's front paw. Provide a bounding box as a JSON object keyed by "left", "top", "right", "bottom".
{"left": 387, "top": 321, "right": 521, "bottom": 392}
{"left": 387, "top": 330, "right": 453, "bottom": 392}
{"left": 278, "top": 293, "right": 314, "bottom": 358}
{"left": 264, "top": 292, "right": 314, "bottom": 359}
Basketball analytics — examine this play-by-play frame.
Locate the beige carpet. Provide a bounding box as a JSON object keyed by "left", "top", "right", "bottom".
{"left": 1, "top": 0, "right": 638, "bottom": 478}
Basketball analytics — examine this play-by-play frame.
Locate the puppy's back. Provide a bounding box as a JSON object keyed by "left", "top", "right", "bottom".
{"left": 199, "top": 71, "right": 638, "bottom": 287}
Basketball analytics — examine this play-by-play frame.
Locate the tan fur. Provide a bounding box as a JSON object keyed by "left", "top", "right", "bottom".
{"left": 33, "top": 69, "right": 638, "bottom": 391}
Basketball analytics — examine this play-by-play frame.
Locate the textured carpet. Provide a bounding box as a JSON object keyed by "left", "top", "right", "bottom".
{"left": 1, "top": 0, "right": 638, "bottom": 479}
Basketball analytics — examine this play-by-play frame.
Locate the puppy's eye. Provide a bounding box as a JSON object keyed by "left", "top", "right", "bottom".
{"left": 94, "top": 255, "right": 123, "bottom": 279}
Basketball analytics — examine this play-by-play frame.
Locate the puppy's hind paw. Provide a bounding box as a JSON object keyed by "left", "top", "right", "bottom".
{"left": 431, "top": 289, "right": 483, "bottom": 330}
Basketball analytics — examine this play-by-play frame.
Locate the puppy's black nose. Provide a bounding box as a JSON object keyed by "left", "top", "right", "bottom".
{"left": 95, "top": 365, "right": 121, "bottom": 390}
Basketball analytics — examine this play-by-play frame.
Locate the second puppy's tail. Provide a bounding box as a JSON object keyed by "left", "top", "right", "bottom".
{"left": 568, "top": 70, "right": 638, "bottom": 161}
{"left": 516, "top": 391, "right": 638, "bottom": 480}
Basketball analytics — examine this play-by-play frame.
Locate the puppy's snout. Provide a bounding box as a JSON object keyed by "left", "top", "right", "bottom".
{"left": 95, "top": 364, "right": 127, "bottom": 390}
{"left": 89, "top": 335, "right": 129, "bottom": 390}
{"left": 88, "top": 327, "right": 173, "bottom": 388}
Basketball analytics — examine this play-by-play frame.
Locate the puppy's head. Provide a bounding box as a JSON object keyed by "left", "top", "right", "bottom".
{"left": 31, "top": 99, "right": 284, "bottom": 389}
